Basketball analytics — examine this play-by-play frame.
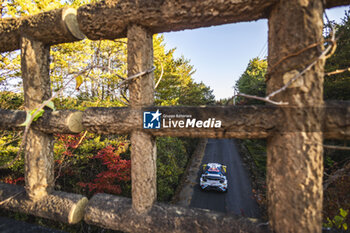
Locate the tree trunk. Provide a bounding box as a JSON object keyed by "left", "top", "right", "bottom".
{"left": 267, "top": 1, "right": 324, "bottom": 232}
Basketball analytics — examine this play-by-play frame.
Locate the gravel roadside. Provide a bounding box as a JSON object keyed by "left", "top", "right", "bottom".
{"left": 172, "top": 138, "right": 208, "bottom": 206}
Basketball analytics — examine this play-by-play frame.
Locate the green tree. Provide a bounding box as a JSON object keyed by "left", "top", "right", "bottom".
{"left": 156, "top": 137, "right": 188, "bottom": 202}
{"left": 235, "top": 57, "right": 267, "bottom": 105}
{"left": 1, "top": 3, "right": 214, "bottom": 106}
{"left": 0, "top": 0, "right": 214, "bottom": 193}
{"left": 324, "top": 8, "right": 350, "bottom": 100}
{"left": 154, "top": 39, "right": 215, "bottom": 106}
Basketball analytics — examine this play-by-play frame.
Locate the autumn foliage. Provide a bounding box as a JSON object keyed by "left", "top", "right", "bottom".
{"left": 3, "top": 176, "right": 24, "bottom": 185}
{"left": 55, "top": 134, "right": 83, "bottom": 159}
{"left": 77, "top": 144, "right": 131, "bottom": 195}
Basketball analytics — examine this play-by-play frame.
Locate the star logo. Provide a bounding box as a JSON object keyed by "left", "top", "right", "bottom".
{"left": 143, "top": 110, "right": 162, "bottom": 129}
{"left": 150, "top": 109, "right": 162, "bottom": 122}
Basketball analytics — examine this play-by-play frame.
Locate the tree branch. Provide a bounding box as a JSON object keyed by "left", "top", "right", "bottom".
{"left": 325, "top": 67, "right": 350, "bottom": 76}
{"left": 323, "top": 145, "right": 350, "bottom": 151}
{"left": 155, "top": 63, "right": 164, "bottom": 89}
{"left": 117, "top": 66, "right": 155, "bottom": 87}
{"left": 237, "top": 12, "right": 336, "bottom": 106}
{"left": 323, "top": 162, "right": 350, "bottom": 190}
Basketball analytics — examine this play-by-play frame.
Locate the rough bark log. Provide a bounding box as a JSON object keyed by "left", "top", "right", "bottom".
{"left": 77, "top": 0, "right": 277, "bottom": 40}
{"left": 77, "top": 0, "right": 348, "bottom": 40}
{"left": 0, "top": 0, "right": 347, "bottom": 51}
{"left": 128, "top": 25, "right": 157, "bottom": 214}
{"left": 85, "top": 105, "right": 349, "bottom": 140}
{"left": 82, "top": 107, "right": 138, "bottom": 134}
{"left": 0, "top": 109, "right": 84, "bottom": 134}
{"left": 0, "top": 7, "right": 84, "bottom": 52}
{"left": 36, "top": 110, "right": 84, "bottom": 134}
{"left": 267, "top": 1, "right": 324, "bottom": 232}
{"left": 323, "top": 101, "right": 350, "bottom": 140}
{"left": 83, "top": 106, "right": 278, "bottom": 138}
{"left": 21, "top": 36, "right": 54, "bottom": 201}
{"left": 1, "top": 104, "right": 348, "bottom": 139}
{"left": 84, "top": 194, "right": 269, "bottom": 233}
{"left": 0, "top": 109, "right": 26, "bottom": 130}
{"left": 0, "top": 183, "right": 88, "bottom": 224}
{"left": 325, "top": 0, "right": 350, "bottom": 8}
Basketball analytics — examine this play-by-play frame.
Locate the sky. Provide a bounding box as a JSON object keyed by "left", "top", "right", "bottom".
{"left": 161, "top": 6, "right": 349, "bottom": 100}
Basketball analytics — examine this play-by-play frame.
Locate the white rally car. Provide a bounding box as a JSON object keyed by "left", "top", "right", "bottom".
{"left": 199, "top": 163, "right": 228, "bottom": 192}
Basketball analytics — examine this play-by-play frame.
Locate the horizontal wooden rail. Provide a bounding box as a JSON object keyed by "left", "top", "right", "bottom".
{"left": 0, "top": 7, "right": 85, "bottom": 52}
{"left": 84, "top": 194, "right": 269, "bottom": 233}
{"left": 0, "top": 183, "right": 88, "bottom": 224}
{"left": 0, "top": 103, "right": 348, "bottom": 139}
{"left": 83, "top": 105, "right": 277, "bottom": 138}
{"left": 0, "top": 1, "right": 348, "bottom": 52}
{"left": 0, "top": 106, "right": 278, "bottom": 138}
{"left": 77, "top": 0, "right": 277, "bottom": 40}
{"left": 323, "top": 101, "right": 350, "bottom": 140}
{"left": 83, "top": 104, "right": 350, "bottom": 139}
{"left": 325, "top": 0, "right": 350, "bottom": 8}
{"left": 0, "top": 109, "right": 84, "bottom": 134}
{"left": 77, "top": 0, "right": 348, "bottom": 40}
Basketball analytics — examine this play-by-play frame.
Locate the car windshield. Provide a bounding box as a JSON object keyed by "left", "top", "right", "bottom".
{"left": 207, "top": 171, "right": 220, "bottom": 175}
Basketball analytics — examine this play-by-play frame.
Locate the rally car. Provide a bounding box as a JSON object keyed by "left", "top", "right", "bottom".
{"left": 199, "top": 163, "right": 228, "bottom": 192}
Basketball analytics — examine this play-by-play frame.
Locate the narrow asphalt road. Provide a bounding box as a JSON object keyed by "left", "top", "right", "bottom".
{"left": 190, "top": 138, "right": 260, "bottom": 218}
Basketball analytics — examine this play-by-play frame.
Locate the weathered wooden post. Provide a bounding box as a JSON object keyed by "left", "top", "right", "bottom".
{"left": 127, "top": 25, "right": 157, "bottom": 213}
{"left": 0, "top": 8, "right": 88, "bottom": 224}
{"left": 21, "top": 36, "right": 54, "bottom": 200}
{"left": 267, "top": 0, "right": 324, "bottom": 232}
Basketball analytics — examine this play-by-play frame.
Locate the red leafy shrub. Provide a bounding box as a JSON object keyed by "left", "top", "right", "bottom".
{"left": 78, "top": 143, "right": 131, "bottom": 195}
{"left": 55, "top": 134, "right": 85, "bottom": 158}
{"left": 2, "top": 176, "right": 24, "bottom": 185}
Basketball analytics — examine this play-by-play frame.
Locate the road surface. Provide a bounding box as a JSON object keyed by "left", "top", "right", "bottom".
{"left": 190, "top": 139, "right": 260, "bottom": 218}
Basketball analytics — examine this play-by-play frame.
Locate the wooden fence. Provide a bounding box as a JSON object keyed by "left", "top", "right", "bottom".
{"left": 0, "top": 0, "right": 349, "bottom": 232}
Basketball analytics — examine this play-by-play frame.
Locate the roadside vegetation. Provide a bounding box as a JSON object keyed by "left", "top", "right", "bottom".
{"left": 0, "top": 1, "right": 214, "bottom": 232}
{"left": 233, "top": 8, "right": 350, "bottom": 229}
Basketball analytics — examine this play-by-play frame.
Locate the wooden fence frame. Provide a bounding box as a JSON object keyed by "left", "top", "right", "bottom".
{"left": 0, "top": 0, "right": 349, "bottom": 232}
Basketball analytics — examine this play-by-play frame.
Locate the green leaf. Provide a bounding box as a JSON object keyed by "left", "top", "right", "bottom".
{"left": 32, "top": 109, "right": 44, "bottom": 122}
{"left": 339, "top": 208, "right": 348, "bottom": 218}
{"left": 45, "top": 100, "right": 56, "bottom": 111}
{"left": 333, "top": 215, "right": 343, "bottom": 227}
{"left": 18, "top": 109, "right": 45, "bottom": 127}
{"left": 343, "top": 223, "right": 348, "bottom": 230}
